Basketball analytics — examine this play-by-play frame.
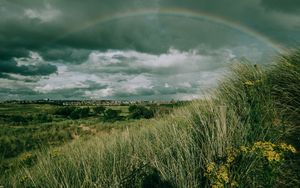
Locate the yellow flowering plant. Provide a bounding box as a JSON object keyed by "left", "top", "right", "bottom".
{"left": 244, "top": 80, "right": 254, "bottom": 86}
{"left": 50, "top": 148, "right": 61, "bottom": 158}
{"left": 204, "top": 149, "right": 238, "bottom": 188}
{"left": 243, "top": 79, "right": 263, "bottom": 87}
{"left": 204, "top": 141, "right": 296, "bottom": 187}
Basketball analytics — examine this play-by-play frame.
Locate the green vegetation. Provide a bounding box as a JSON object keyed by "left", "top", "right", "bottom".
{"left": 128, "top": 105, "right": 154, "bottom": 119}
{"left": 103, "top": 109, "right": 122, "bottom": 122}
{"left": 0, "top": 102, "right": 178, "bottom": 180}
{"left": 1, "top": 50, "right": 299, "bottom": 187}
{"left": 93, "top": 106, "right": 106, "bottom": 115}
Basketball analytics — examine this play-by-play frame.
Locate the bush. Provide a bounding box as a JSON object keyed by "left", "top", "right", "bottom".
{"left": 34, "top": 114, "right": 53, "bottom": 123}
{"left": 94, "top": 106, "right": 106, "bottom": 115}
{"left": 204, "top": 142, "right": 296, "bottom": 187}
{"left": 8, "top": 115, "right": 28, "bottom": 124}
{"left": 103, "top": 109, "right": 122, "bottom": 122}
{"left": 54, "top": 107, "right": 76, "bottom": 117}
{"left": 69, "top": 108, "right": 90, "bottom": 119}
{"left": 0, "top": 136, "right": 25, "bottom": 158}
{"left": 54, "top": 107, "right": 90, "bottom": 119}
{"left": 128, "top": 105, "right": 154, "bottom": 119}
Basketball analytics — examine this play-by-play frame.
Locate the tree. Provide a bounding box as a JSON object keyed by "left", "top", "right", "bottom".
{"left": 128, "top": 105, "right": 154, "bottom": 119}
{"left": 54, "top": 107, "right": 75, "bottom": 117}
{"left": 128, "top": 105, "right": 138, "bottom": 113}
{"left": 69, "top": 108, "right": 90, "bottom": 119}
{"left": 103, "top": 109, "right": 121, "bottom": 122}
{"left": 94, "top": 106, "right": 106, "bottom": 115}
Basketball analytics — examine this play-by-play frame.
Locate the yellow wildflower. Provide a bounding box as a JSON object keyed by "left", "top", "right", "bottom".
{"left": 240, "top": 146, "right": 249, "bottom": 153}
{"left": 20, "top": 175, "right": 30, "bottom": 184}
{"left": 253, "top": 141, "right": 275, "bottom": 151}
{"left": 50, "top": 149, "right": 61, "bottom": 158}
{"left": 217, "top": 165, "right": 229, "bottom": 183}
{"left": 264, "top": 150, "right": 281, "bottom": 162}
{"left": 279, "top": 143, "right": 297, "bottom": 153}
{"left": 226, "top": 155, "right": 235, "bottom": 164}
{"left": 212, "top": 183, "right": 224, "bottom": 188}
{"left": 231, "top": 181, "right": 238, "bottom": 187}
{"left": 244, "top": 80, "right": 254, "bottom": 86}
{"left": 206, "top": 162, "right": 216, "bottom": 174}
{"left": 279, "top": 143, "right": 288, "bottom": 151}
{"left": 288, "top": 145, "right": 297, "bottom": 153}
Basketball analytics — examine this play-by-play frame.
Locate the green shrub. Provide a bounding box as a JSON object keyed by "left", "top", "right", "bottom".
{"left": 93, "top": 106, "right": 106, "bottom": 115}
{"left": 69, "top": 107, "right": 90, "bottom": 119}
{"left": 8, "top": 115, "right": 28, "bottom": 124}
{"left": 34, "top": 113, "right": 53, "bottom": 123}
{"left": 103, "top": 109, "right": 122, "bottom": 122}
{"left": 204, "top": 141, "right": 297, "bottom": 187}
{"left": 54, "top": 107, "right": 76, "bottom": 117}
{"left": 129, "top": 105, "right": 154, "bottom": 119}
{"left": 0, "top": 136, "right": 25, "bottom": 158}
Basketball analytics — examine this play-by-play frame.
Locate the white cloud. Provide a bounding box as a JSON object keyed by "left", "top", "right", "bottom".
{"left": 14, "top": 51, "right": 44, "bottom": 66}
{"left": 85, "top": 88, "right": 114, "bottom": 98}
{"left": 24, "top": 4, "right": 60, "bottom": 22}
{"left": 31, "top": 48, "right": 240, "bottom": 100}
{"left": 179, "top": 82, "right": 192, "bottom": 88}
{"left": 34, "top": 65, "right": 104, "bottom": 93}
{"left": 87, "top": 48, "right": 218, "bottom": 69}
{"left": 120, "top": 75, "right": 153, "bottom": 93}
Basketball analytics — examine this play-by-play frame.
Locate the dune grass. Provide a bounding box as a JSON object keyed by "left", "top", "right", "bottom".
{"left": 2, "top": 50, "right": 300, "bottom": 187}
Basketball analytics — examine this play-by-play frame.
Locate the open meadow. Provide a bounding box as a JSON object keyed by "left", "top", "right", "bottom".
{"left": 0, "top": 101, "right": 181, "bottom": 183}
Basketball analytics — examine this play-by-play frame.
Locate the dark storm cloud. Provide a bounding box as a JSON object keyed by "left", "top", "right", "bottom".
{"left": 1, "top": 0, "right": 299, "bottom": 61}
{"left": 0, "top": 59, "right": 57, "bottom": 76}
{"left": 0, "top": 86, "right": 39, "bottom": 101}
{"left": 0, "top": 87, "right": 83, "bottom": 100}
{"left": 0, "top": 72, "right": 12, "bottom": 79}
{"left": 41, "top": 89, "right": 88, "bottom": 99}
{"left": 0, "top": 0, "right": 161, "bottom": 54}
{"left": 160, "top": 0, "right": 300, "bottom": 43}
{"left": 0, "top": 87, "right": 37, "bottom": 96}
{"left": 0, "top": 48, "right": 29, "bottom": 61}
{"left": 39, "top": 48, "right": 91, "bottom": 64}
{"left": 260, "top": 0, "right": 300, "bottom": 13}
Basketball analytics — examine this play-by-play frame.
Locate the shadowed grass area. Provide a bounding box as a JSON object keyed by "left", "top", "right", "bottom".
{"left": 1, "top": 50, "right": 299, "bottom": 187}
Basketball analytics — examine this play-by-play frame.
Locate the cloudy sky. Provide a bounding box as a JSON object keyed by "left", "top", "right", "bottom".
{"left": 0, "top": 0, "right": 299, "bottom": 100}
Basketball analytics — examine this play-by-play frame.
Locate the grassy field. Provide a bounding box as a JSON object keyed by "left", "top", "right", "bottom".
{"left": 1, "top": 50, "right": 299, "bottom": 187}
{"left": 0, "top": 102, "right": 179, "bottom": 182}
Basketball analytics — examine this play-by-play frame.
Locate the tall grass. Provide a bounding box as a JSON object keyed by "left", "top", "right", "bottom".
{"left": 2, "top": 50, "right": 300, "bottom": 187}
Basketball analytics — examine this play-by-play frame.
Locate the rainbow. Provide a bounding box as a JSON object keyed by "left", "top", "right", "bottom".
{"left": 55, "top": 7, "right": 284, "bottom": 52}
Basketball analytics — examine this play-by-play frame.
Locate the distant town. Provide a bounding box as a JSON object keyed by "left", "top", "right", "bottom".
{"left": 1, "top": 99, "right": 188, "bottom": 106}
